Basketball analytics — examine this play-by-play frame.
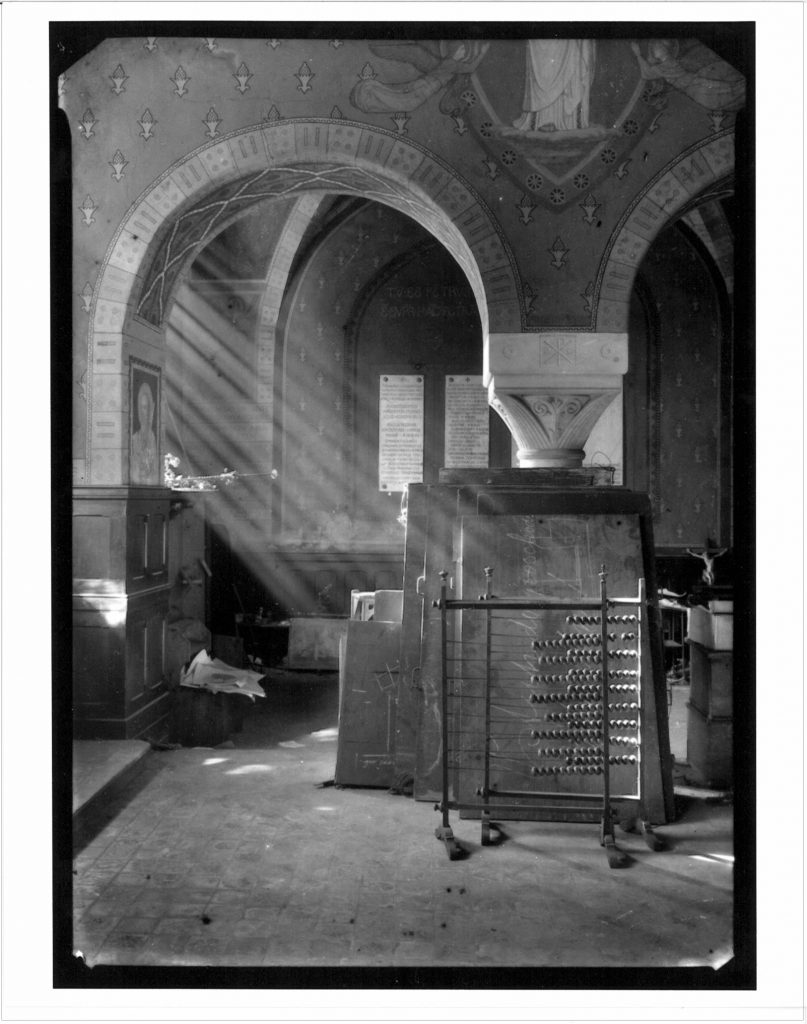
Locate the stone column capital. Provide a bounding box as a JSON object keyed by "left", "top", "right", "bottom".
{"left": 484, "top": 331, "right": 628, "bottom": 470}
{"left": 484, "top": 331, "right": 628, "bottom": 385}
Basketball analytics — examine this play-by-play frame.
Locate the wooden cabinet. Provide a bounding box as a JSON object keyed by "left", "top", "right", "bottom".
{"left": 686, "top": 640, "right": 732, "bottom": 788}
{"left": 73, "top": 487, "right": 173, "bottom": 739}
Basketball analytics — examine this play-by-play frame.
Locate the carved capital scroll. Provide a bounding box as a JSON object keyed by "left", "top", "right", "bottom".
{"left": 485, "top": 332, "right": 627, "bottom": 469}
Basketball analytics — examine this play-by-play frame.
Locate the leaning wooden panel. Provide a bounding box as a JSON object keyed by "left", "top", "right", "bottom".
{"left": 454, "top": 511, "right": 671, "bottom": 824}
{"left": 334, "top": 620, "right": 401, "bottom": 788}
{"left": 411, "top": 490, "right": 674, "bottom": 825}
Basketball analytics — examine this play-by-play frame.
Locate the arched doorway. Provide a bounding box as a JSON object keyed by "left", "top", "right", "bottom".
{"left": 75, "top": 122, "right": 522, "bottom": 739}
{"left": 164, "top": 192, "right": 513, "bottom": 630}
{"left": 84, "top": 120, "right": 523, "bottom": 487}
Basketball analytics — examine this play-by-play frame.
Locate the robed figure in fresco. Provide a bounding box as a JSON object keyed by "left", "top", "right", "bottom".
{"left": 513, "top": 40, "right": 596, "bottom": 132}
{"left": 131, "top": 380, "right": 158, "bottom": 484}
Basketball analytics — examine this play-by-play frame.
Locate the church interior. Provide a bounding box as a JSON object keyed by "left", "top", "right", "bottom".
{"left": 53, "top": 25, "right": 756, "bottom": 984}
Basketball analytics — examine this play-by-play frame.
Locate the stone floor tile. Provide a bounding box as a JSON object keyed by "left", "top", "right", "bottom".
{"left": 129, "top": 896, "right": 184, "bottom": 917}
{"left": 79, "top": 866, "right": 121, "bottom": 886}
{"left": 74, "top": 848, "right": 107, "bottom": 869}
{"left": 229, "top": 918, "right": 276, "bottom": 939}
{"left": 206, "top": 838, "right": 241, "bottom": 854}
{"left": 154, "top": 901, "right": 207, "bottom": 918}
{"left": 151, "top": 916, "right": 202, "bottom": 935}
{"left": 213, "top": 949, "right": 267, "bottom": 967}
{"left": 99, "top": 931, "right": 150, "bottom": 955}
{"left": 140, "top": 933, "right": 191, "bottom": 958}
{"left": 80, "top": 900, "right": 127, "bottom": 922}
{"left": 143, "top": 869, "right": 188, "bottom": 886}
{"left": 111, "top": 915, "right": 159, "bottom": 934}
{"left": 182, "top": 935, "right": 232, "bottom": 959}
{"left": 219, "top": 871, "right": 265, "bottom": 890}
{"left": 242, "top": 907, "right": 284, "bottom": 925}
{"left": 181, "top": 870, "right": 223, "bottom": 889}
{"left": 203, "top": 888, "right": 253, "bottom": 907}
{"left": 110, "top": 868, "right": 152, "bottom": 887}
{"left": 74, "top": 917, "right": 121, "bottom": 945}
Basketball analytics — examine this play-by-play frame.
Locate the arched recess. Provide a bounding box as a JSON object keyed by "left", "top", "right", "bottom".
{"left": 681, "top": 199, "right": 735, "bottom": 296}
{"left": 85, "top": 119, "right": 522, "bottom": 485}
{"left": 251, "top": 192, "right": 327, "bottom": 461}
{"left": 594, "top": 131, "right": 736, "bottom": 333}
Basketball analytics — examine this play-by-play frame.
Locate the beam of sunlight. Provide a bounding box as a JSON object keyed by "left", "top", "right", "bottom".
{"left": 162, "top": 195, "right": 485, "bottom": 613}
{"left": 310, "top": 728, "right": 338, "bottom": 741}
{"left": 689, "top": 853, "right": 734, "bottom": 866}
{"left": 100, "top": 606, "right": 127, "bottom": 628}
{"left": 169, "top": 300, "right": 262, "bottom": 382}
{"left": 166, "top": 315, "right": 271, "bottom": 469}
{"left": 224, "top": 764, "right": 276, "bottom": 775}
{"left": 678, "top": 944, "right": 734, "bottom": 970}
{"left": 202, "top": 757, "right": 229, "bottom": 766}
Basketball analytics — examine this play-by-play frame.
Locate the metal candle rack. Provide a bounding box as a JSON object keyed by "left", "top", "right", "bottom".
{"left": 433, "top": 564, "right": 664, "bottom": 868}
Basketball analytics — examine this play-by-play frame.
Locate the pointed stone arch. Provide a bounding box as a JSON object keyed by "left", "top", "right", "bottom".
{"left": 594, "top": 131, "right": 736, "bottom": 333}
{"left": 481, "top": 132, "right": 736, "bottom": 471}
{"left": 85, "top": 119, "right": 522, "bottom": 484}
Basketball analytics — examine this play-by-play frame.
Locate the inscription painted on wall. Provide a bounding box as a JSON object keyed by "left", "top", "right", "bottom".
{"left": 378, "top": 374, "right": 424, "bottom": 492}
{"left": 378, "top": 283, "right": 467, "bottom": 321}
{"left": 444, "top": 375, "right": 489, "bottom": 468}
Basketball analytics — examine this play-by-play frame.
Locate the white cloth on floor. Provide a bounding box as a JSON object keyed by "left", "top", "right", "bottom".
{"left": 179, "top": 649, "right": 266, "bottom": 699}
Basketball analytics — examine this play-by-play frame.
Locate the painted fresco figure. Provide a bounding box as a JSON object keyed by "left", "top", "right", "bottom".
{"left": 131, "top": 381, "right": 158, "bottom": 484}
{"left": 513, "top": 40, "right": 596, "bottom": 132}
{"left": 350, "top": 40, "right": 489, "bottom": 113}
{"left": 631, "top": 39, "right": 746, "bottom": 111}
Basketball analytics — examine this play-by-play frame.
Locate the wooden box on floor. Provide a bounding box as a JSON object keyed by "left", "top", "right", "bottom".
{"left": 212, "top": 634, "right": 246, "bottom": 668}
{"left": 686, "top": 640, "right": 733, "bottom": 788}
{"left": 172, "top": 688, "right": 245, "bottom": 747}
{"left": 335, "top": 620, "right": 401, "bottom": 788}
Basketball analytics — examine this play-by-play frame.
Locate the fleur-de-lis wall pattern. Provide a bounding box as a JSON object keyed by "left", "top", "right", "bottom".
{"left": 62, "top": 35, "right": 745, "bottom": 333}
{"left": 61, "top": 33, "right": 742, "bottom": 520}
{"left": 632, "top": 224, "right": 725, "bottom": 546}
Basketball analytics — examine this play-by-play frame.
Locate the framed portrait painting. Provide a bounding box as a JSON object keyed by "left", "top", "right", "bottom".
{"left": 129, "top": 358, "right": 160, "bottom": 485}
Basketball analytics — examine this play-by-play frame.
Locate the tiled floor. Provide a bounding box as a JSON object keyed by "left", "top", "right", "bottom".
{"left": 73, "top": 739, "right": 151, "bottom": 815}
{"left": 71, "top": 671, "right": 735, "bottom": 970}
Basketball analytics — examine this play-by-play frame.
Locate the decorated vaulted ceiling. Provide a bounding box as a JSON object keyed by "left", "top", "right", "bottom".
{"left": 62, "top": 34, "right": 745, "bottom": 333}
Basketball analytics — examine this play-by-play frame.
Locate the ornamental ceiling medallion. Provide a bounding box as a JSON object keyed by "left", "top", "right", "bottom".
{"left": 468, "top": 40, "right": 651, "bottom": 201}
{"left": 350, "top": 39, "right": 743, "bottom": 210}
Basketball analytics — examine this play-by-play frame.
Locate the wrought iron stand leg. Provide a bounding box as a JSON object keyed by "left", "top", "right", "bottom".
{"left": 636, "top": 581, "right": 665, "bottom": 853}
{"left": 434, "top": 571, "right": 461, "bottom": 860}
{"left": 640, "top": 818, "right": 665, "bottom": 851}
{"left": 481, "top": 567, "right": 495, "bottom": 846}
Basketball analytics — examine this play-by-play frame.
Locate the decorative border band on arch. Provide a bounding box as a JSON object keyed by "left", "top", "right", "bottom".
{"left": 594, "top": 130, "right": 735, "bottom": 332}
{"left": 84, "top": 119, "right": 525, "bottom": 483}
{"left": 89, "top": 118, "right": 523, "bottom": 339}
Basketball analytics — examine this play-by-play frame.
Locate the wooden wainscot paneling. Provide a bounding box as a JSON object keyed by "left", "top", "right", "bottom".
{"left": 74, "top": 487, "right": 170, "bottom": 595}
{"left": 73, "top": 487, "right": 173, "bottom": 739}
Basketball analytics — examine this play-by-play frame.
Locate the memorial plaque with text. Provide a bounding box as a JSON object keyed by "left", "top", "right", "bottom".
{"left": 379, "top": 374, "right": 424, "bottom": 492}
{"left": 444, "top": 375, "right": 489, "bottom": 468}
